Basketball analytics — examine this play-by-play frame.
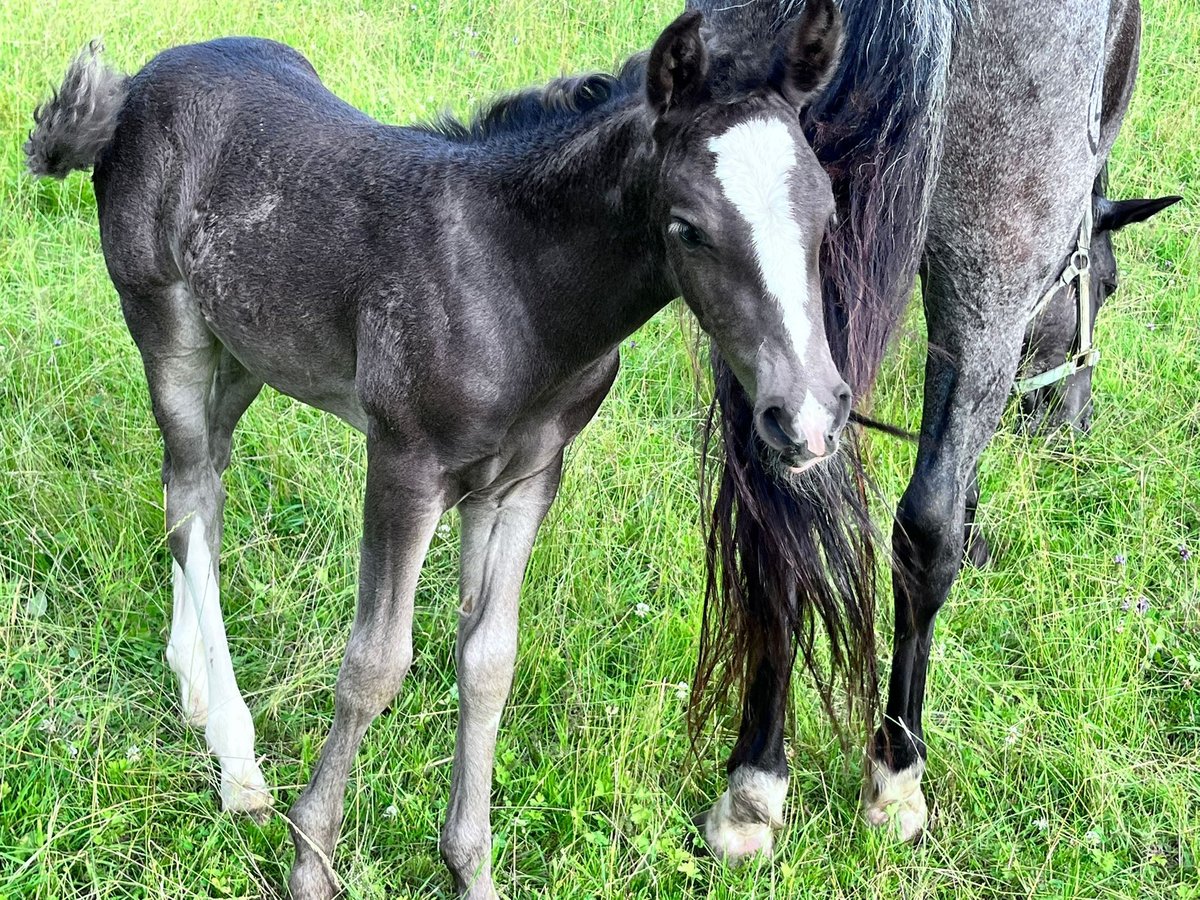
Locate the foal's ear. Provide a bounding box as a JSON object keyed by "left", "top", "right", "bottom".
{"left": 1095, "top": 195, "right": 1182, "bottom": 232}
{"left": 772, "top": 0, "right": 844, "bottom": 108}
{"left": 646, "top": 11, "right": 708, "bottom": 117}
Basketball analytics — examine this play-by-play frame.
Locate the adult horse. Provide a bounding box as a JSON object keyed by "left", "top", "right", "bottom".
{"left": 688, "top": 0, "right": 1178, "bottom": 860}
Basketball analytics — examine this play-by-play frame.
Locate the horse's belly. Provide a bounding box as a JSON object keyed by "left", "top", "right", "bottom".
{"left": 188, "top": 278, "right": 367, "bottom": 431}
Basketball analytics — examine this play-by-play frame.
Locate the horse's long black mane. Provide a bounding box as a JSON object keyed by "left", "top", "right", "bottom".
{"left": 689, "top": 0, "right": 970, "bottom": 753}
{"left": 414, "top": 57, "right": 646, "bottom": 144}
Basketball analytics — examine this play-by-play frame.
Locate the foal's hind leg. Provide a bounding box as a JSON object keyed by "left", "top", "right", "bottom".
{"left": 131, "top": 289, "right": 270, "bottom": 818}
{"left": 441, "top": 458, "right": 563, "bottom": 899}
{"left": 165, "top": 350, "right": 263, "bottom": 729}
{"left": 288, "top": 433, "right": 442, "bottom": 900}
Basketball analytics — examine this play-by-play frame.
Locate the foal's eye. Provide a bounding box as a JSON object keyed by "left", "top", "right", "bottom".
{"left": 668, "top": 217, "right": 706, "bottom": 250}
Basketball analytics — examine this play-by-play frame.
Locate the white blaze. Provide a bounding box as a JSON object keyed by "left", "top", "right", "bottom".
{"left": 708, "top": 118, "right": 812, "bottom": 362}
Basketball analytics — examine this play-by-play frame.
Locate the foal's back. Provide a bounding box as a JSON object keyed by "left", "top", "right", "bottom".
{"left": 97, "top": 38, "right": 445, "bottom": 426}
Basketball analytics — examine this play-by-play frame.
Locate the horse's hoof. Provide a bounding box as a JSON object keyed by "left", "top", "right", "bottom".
{"left": 220, "top": 763, "right": 273, "bottom": 823}
{"left": 861, "top": 757, "right": 927, "bottom": 843}
{"left": 695, "top": 808, "right": 775, "bottom": 864}
{"left": 965, "top": 527, "right": 991, "bottom": 567}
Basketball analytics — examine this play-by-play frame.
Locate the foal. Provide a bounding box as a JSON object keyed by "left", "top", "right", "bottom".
{"left": 28, "top": 4, "right": 848, "bottom": 896}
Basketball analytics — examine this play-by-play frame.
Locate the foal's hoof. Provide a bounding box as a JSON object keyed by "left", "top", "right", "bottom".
{"left": 860, "top": 757, "right": 927, "bottom": 843}
{"left": 220, "top": 763, "right": 273, "bottom": 823}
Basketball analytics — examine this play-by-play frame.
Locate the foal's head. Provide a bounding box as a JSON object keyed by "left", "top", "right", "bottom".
{"left": 646, "top": 2, "right": 848, "bottom": 472}
{"left": 1019, "top": 188, "right": 1180, "bottom": 433}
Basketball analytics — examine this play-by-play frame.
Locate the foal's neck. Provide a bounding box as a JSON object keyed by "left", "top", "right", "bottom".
{"left": 462, "top": 100, "right": 675, "bottom": 369}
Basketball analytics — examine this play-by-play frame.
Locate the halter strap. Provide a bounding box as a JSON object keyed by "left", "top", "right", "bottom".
{"left": 1013, "top": 203, "right": 1100, "bottom": 396}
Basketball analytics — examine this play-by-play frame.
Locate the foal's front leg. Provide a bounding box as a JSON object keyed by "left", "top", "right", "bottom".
{"left": 288, "top": 434, "right": 443, "bottom": 900}
{"left": 441, "top": 458, "right": 564, "bottom": 899}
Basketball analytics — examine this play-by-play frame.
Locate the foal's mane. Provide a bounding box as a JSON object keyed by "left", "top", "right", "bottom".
{"left": 414, "top": 56, "right": 647, "bottom": 144}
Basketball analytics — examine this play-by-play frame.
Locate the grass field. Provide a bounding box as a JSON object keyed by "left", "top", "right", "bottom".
{"left": 1, "top": 0, "right": 1197, "bottom": 897}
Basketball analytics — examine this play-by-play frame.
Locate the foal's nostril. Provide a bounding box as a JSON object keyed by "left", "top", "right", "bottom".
{"left": 758, "top": 405, "right": 797, "bottom": 451}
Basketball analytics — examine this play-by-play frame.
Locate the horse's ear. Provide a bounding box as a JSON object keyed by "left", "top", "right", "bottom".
{"left": 773, "top": 0, "right": 844, "bottom": 108}
{"left": 646, "top": 11, "right": 708, "bottom": 118}
{"left": 1095, "top": 195, "right": 1182, "bottom": 232}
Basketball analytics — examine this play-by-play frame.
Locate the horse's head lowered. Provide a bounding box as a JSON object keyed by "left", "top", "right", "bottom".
{"left": 646, "top": 1, "right": 848, "bottom": 472}
{"left": 1019, "top": 186, "right": 1180, "bottom": 433}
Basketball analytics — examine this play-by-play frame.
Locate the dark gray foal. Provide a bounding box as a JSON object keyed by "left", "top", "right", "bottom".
{"left": 28, "top": 6, "right": 850, "bottom": 896}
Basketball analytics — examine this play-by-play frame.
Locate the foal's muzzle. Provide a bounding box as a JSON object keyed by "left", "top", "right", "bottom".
{"left": 754, "top": 381, "right": 852, "bottom": 470}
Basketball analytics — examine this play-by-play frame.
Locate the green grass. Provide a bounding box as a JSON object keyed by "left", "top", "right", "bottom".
{"left": 1, "top": 0, "right": 1197, "bottom": 897}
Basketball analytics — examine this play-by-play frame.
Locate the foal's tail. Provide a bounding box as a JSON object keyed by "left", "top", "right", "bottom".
{"left": 26, "top": 41, "right": 128, "bottom": 179}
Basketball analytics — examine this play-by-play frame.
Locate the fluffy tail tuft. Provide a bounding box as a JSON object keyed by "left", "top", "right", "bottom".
{"left": 26, "top": 40, "right": 128, "bottom": 179}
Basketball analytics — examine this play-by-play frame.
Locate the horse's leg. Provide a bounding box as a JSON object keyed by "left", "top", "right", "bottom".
{"left": 165, "top": 349, "right": 262, "bottom": 729}
{"left": 206, "top": 349, "right": 265, "bottom": 477}
{"left": 288, "top": 434, "right": 442, "bottom": 900}
{"left": 130, "top": 286, "right": 270, "bottom": 819}
{"left": 962, "top": 466, "right": 990, "bottom": 567}
{"left": 860, "top": 280, "right": 1030, "bottom": 840}
{"left": 167, "top": 544, "right": 208, "bottom": 728}
{"left": 695, "top": 652, "right": 789, "bottom": 862}
{"left": 859, "top": 0, "right": 1113, "bottom": 837}
{"left": 864, "top": 208, "right": 1097, "bottom": 836}
{"left": 440, "top": 458, "right": 563, "bottom": 899}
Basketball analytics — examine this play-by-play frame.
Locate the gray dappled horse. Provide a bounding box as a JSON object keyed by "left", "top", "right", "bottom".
{"left": 687, "top": 0, "right": 1179, "bottom": 863}
{"left": 27, "top": 7, "right": 855, "bottom": 898}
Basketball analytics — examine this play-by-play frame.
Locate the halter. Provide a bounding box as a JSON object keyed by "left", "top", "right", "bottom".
{"left": 1013, "top": 204, "right": 1100, "bottom": 396}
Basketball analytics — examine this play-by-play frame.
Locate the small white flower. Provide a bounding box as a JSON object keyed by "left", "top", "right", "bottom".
{"left": 1005, "top": 724, "right": 1021, "bottom": 747}
{"left": 436, "top": 522, "right": 452, "bottom": 539}
{"left": 67, "top": 743, "right": 79, "bottom": 758}
{"left": 605, "top": 705, "right": 618, "bottom": 718}
{"left": 634, "top": 602, "right": 651, "bottom": 618}
{"left": 126, "top": 745, "right": 141, "bottom": 761}
{"left": 1034, "top": 816, "right": 1049, "bottom": 830}
{"left": 1085, "top": 829, "right": 1103, "bottom": 845}
{"left": 37, "top": 718, "right": 57, "bottom": 734}
{"left": 383, "top": 804, "right": 399, "bottom": 819}
{"left": 674, "top": 682, "right": 689, "bottom": 701}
